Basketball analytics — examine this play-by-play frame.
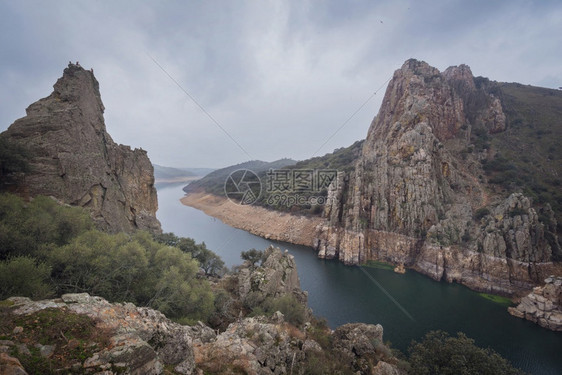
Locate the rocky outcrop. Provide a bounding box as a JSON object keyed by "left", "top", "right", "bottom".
{"left": 4, "top": 293, "right": 197, "bottom": 374}
{"left": 509, "top": 276, "right": 562, "bottom": 331}
{"left": 194, "top": 314, "right": 307, "bottom": 374}
{"left": 236, "top": 246, "right": 310, "bottom": 316}
{"left": 1, "top": 260, "right": 401, "bottom": 374}
{"left": 0, "top": 63, "right": 160, "bottom": 233}
{"left": 315, "top": 59, "right": 560, "bottom": 295}
{"left": 332, "top": 323, "right": 394, "bottom": 374}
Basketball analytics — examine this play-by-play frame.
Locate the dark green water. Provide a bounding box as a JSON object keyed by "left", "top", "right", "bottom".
{"left": 157, "top": 184, "right": 562, "bottom": 374}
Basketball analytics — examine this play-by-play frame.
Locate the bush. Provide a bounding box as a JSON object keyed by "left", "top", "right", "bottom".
{"left": 265, "top": 295, "right": 307, "bottom": 327}
{"left": 408, "top": 331, "right": 524, "bottom": 375}
{"left": 153, "top": 232, "right": 225, "bottom": 276}
{"left": 0, "top": 193, "right": 92, "bottom": 259}
{"left": 0, "top": 257, "right": 53, "bottom": 300}
{"left": 0, "top": 193, "right": 217, "bottom": 323}
{"left": 48, "top": 230, "right": 214, "bottom": 321}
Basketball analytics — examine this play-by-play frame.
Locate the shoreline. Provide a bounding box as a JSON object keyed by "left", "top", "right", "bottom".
{"left": 181, "top": 191, "right": 562, "bottom": 299}
{"left": 180, "top": 192, "right": 323, "bottom": 247}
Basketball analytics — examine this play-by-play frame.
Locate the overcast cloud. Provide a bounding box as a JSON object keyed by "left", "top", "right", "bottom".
{"left": 1, "top": 0, "right": 561, "bottom": 168}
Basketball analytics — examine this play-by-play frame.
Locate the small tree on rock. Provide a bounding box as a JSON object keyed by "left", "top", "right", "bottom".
{"left": 240, "top": 248, "right": 265, "bottom": 267}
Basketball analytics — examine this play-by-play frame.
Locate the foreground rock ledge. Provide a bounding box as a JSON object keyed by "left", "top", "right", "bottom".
{"left": 1, "top": 294, "right": 401, "bottom": 375}
{"left": 1, "top": 246, "right": 403, "bottom": 374}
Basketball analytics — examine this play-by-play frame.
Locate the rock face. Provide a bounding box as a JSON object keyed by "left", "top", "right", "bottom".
{"left": 0, "top": 63, "right": 160, "bottom": 233}
{"left": 508, "top": 276, "right": 562, "bottom": 331}
{"left": 315, "top": 59, "right": 559, "bottom": 295}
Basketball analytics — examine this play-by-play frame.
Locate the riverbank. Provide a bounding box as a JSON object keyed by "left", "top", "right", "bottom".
{"left": 181, "top": 191, "right": 562, "bottom": 298}
{"left": 180, "top": 192, "right": 322, "bottom": 247}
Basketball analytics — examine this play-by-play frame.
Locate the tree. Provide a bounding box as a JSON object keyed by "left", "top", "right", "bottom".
{"left": 152, "top": 232, "right": 225, "bottom": 276}
{"left": 240, "top": 248, "right": 265, "bottom": 267}
{"left": 408, "top": 331, "right": 524, "bottom": 375}
{"left": 196, "top": 246, "right": 225, "bottom": 276}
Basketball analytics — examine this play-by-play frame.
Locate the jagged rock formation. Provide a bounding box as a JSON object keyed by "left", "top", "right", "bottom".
{"left": 315, "top": 59, "right": 560, "bottom": 295}
{"left": 0, "top": 63, "right": 160, "bottom": 233}
{"left": 508, "top": 276, "right": 562, "bottom": 331}
{"left": 236, "top": 246, "right": 310, "bottom": 316}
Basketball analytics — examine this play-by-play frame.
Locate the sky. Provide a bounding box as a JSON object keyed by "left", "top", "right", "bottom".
{"left": 1, "top": 0, "right": 561, "bottom": 169}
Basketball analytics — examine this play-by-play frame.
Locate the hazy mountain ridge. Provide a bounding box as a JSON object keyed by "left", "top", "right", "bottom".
{"left": 154, "top": 164, "right": 216, "bottom": 181}
{"left": 184, "top": 158, "right": 297, "bottom": 196}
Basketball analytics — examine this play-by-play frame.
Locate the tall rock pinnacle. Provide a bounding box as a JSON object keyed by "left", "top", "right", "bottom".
{"left": 1, "top": 63, "right": 161, "bottom": 233}
{"left": 315, "top": 59, "right": 557, "bottom": 295}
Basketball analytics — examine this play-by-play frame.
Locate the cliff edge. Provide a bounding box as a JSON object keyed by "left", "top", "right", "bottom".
{"left": 0, "top": 63, "right": 161, "bottom": 233}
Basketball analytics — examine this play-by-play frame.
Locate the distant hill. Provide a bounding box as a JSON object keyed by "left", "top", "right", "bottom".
{"left": 154, "top": 165, "right": 216, "bottom": 183}
{"left": 184, "top": 159, "right": 296, "bottom": 196}
{"left": 182, "top": 167, "right": 216, "bottom": 176}
{"left": 182, "top": 144, "right": 364, "bottom": 215}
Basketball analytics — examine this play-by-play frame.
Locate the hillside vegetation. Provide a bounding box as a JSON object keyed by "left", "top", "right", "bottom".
{"left": 184, "top": 142, "right": 363, "bottom": 215}
{"left": 184, "top": 158, "right": 296, "bottom": 196}
{"left": 481, "top": 82, "right": 562, "bottom": 231}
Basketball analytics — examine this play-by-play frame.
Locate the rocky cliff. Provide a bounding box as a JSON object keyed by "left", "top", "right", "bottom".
{"left": 0, "top": 63, "right": 160, "bottom": 233}
{"left": 315, "top": 59, "right": 561, "bottom": 295}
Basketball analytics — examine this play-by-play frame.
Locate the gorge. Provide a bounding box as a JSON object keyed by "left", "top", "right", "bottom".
{"left": 183, "top": 59, "right": 562, "bottom": 299}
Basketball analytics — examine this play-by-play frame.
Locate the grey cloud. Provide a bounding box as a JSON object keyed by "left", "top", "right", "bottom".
{"left": 1, "top": 0, "right": 561, "bottom": 168}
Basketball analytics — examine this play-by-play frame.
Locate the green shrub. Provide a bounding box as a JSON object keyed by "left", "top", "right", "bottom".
{"left": 268, "top": 295, "right": 306, "bottom": 327}
{"left": 0, "top": 257, "right": 53, "bottom": 300}
{"left": 408, "top": 331, "right": 524, "bottom": 375}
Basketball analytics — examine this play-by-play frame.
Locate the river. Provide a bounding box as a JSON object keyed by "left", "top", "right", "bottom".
{"left": 156, "top": 183, "right": 562, "bottom": 374}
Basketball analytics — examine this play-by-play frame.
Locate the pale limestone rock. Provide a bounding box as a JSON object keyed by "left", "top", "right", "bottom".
{"left": 0, "top": 353, "right": 28, "bottom": 375}
{"left": 10, "top": 294, "right": 195, "bottom": 374}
